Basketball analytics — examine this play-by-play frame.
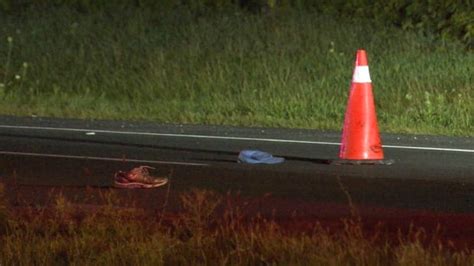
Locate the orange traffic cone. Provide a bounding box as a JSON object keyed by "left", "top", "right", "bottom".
{"left": 335, "top": 50, "right": 392, "bottom": 165}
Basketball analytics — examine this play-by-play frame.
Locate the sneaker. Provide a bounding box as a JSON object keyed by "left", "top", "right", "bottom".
{"left": 114, "top": 166, "right": 168, "bottom": 189}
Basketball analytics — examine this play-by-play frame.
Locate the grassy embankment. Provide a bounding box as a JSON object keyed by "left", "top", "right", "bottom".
{"left": 0, "top": 7, "right": 472, "bottom": 136}
{"left": 0, "top": 184, "right": 473, "bottom": 265}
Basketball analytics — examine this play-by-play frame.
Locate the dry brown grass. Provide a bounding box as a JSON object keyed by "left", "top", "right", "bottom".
{"left": 0, "top": 184, "right": 472, "bottom": 265}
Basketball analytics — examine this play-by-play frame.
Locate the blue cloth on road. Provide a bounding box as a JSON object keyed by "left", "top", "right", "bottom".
{"left": 238, "top": 150, "right": 285, "bottom": 164}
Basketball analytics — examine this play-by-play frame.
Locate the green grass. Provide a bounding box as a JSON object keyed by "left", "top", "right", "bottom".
{"left": 0, "top": 7, "right": 472, "bottom": 136}
{"left": 1, "top": 185, "right": 473, "bottom": 265}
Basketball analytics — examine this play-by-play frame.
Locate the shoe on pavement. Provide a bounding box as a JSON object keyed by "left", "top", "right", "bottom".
{"left": 114, "top": 166, "right": 168, "bottom": 189}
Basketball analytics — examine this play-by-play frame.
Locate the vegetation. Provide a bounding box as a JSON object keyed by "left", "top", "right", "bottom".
{"left": 0, "top": 5, "right": 472, "bottom": 136}
{"left": 1, "top": 0, "right": 472, "bottom": 48}
{"left": 1, "top": 185, "right": 473, "bottom": 265}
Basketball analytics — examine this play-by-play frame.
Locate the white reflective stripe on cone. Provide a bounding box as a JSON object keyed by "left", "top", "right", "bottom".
{"left": 352, "top": 66, "right": 371, "bottom": 83}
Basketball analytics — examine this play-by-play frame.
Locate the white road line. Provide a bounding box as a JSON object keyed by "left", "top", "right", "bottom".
{"left": 0, "top": 125, "right": 473, "bottom": 153}
{"left": 0, "top": 151, "right": 209, "bottom": 166}
{"left": 382, "top": 144, "right": 473, "bottom": 153}
{"left": 0, "top": 125, "right": 341, "bottom": 145}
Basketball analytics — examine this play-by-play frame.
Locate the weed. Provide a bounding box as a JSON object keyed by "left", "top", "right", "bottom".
{"left": 0, "top": 36, "right": 13, "bottom": 97}
{"left": 0, "top": 7, "right": 472, "bottom": 136}
{"left": 0, "top": 188, "right": 473, "bottom": 265}
{"left": 0, "top": 183, "right": 9, "bottom": 235}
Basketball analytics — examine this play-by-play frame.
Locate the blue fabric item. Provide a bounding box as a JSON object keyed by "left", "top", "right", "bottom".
{"left": 238, "top": 150, "right": 285, "bottom": 164}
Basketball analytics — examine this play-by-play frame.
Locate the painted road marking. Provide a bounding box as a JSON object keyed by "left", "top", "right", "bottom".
{"left": 0, "top": 151, "right": 209, "bottom": 166}
{"left": 0, "top": 125, "right": 473, "bottom": 153}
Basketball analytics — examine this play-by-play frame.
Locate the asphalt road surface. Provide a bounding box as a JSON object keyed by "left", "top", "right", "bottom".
{"left": 0, "top": 115, "right": 471, "bottom": 212}
{"left": 1, "top": 115, "right": 473, "bottom": 246}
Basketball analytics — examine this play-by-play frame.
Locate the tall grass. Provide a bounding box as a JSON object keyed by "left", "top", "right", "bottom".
{"left": 0, "top": 185, "right": 474, "bottom": 265}
{"left": 0, "top": 7, "right": 472, "bottom": 135}
{"left": 0, "top": 186, "right": 473, "bottom": 265}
